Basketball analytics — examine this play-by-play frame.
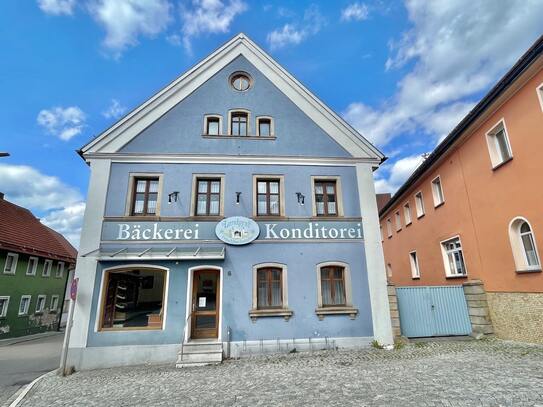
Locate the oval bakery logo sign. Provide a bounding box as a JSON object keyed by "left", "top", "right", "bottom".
{"left": 215, "top": 216, "right": 260, "bottom": 245}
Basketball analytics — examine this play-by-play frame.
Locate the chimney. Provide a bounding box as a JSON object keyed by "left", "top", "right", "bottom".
{"left": 0, "top": 192, "right": 4, "bottom": 200}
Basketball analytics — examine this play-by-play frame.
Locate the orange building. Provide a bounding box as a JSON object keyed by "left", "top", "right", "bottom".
{"left": 379, "top": 35, "right": 543, "bottom": 343}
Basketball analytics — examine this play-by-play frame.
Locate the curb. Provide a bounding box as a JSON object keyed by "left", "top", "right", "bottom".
{"left": 0, "top": 332, "right": 63, "bottom": 348}
{"left": 6, "top": 370, "right": 54, "bottom": 407}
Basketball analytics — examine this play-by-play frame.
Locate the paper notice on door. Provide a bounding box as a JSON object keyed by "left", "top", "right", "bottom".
{"left": 198, "top": 297, "right": 206, "bottom": 307}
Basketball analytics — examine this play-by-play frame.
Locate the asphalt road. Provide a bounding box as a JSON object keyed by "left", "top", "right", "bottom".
{"left": 0, "top": 333, "right": 63, "bottom": 405}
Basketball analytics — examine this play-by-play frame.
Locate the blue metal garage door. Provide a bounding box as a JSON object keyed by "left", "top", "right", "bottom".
{"left": 396, "top": 286, "right": 472, "bottom": 338}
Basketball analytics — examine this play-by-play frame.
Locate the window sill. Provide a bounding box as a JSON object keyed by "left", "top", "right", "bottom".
{"left": 187, "top": 215, "right": 225, "bottom": 221}
{"left": 491, "top": 156, "right": 513, "bottom": 171}
{"left": 412, "top": 277, "right": 420, "bottom": 280}
{"left": 445, "top": 274, "right": 468, "bottom": 279}
{"left": 99, "top": 326, "right": 164, "bottom": 332}
{"left": 434, "top": 201, "right": 445, "bottom": 209}
{"left": 515, "top": 268, "right": 542, "bottom": 274}
{"left": 405, "top": 222, "right": 412, "bottom": 227}
{"left": 417, "top": 214, "right": 425, "bottom": 219}
{"left": 249, "top": 308, "right": 293, "bottom": 322}
{"left": 2, "top": 272, "right": 16, "bottom": 276}
{"left": 396, "top": 228, "right": 402, "bottom": 233}
{"left": 202, "top": 134, "right": 277, "bottom": 140}
{"left": 252, "top": 215, "right": 287, "bottom": 221}
{"left": 315, "top": 306, "right": 358, "bottom": 320}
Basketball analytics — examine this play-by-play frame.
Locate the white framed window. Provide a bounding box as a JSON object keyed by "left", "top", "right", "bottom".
{"left": 485, "top": 119, "right": 513, "bottom": 169}
{"left": 537, "top": 82, "right": 543, "bottom": 112}
{"left": 249, "top": 263, "right": 292, "bottom": 321}
{"left": 19, "top": 295, "right": 31, "bottom": 315}
{"left": 315, "top": 262, "right": 358, "bottom": 320}
{"left": 409, "top": 251, "right": 420, "bottom": 279}
{"left": 256, "top": 116, "right": 274, "bottom": 137}
{"left": 26, "top": 257, "right": 39, "bottom": 276}
{"left": 50, "top": 295, "right": 60, "bottom": 312}
{"left": 403, "top": 202, "right": 412, "bottom": 225}
{"left": 311, "top": 176, "right": 344, "bottom": 217}
{"left": 380, "top": 226, "right": 384, "bottom": 242}
{"left": 386, "top": 218, "right": 392, "bottom": 237}
{"left": 203, "top": 114, "right": 222, "bottom": 136}
{"left": 395, "top": 211, "right": 401, "bottom": 231}
{"left": 42, "top": 260, "right": 52, "bottom": 277}
{"left": 56, "top": 262, "right": 65, "bottom": 278}
{"left": 253, "top": 175, "right": 285, "bottom": 217}
{"left": 415, "top": 191, "right": 425, "bottom": 218}
{"left": 3, "top": 253, "right": 19, "bottom": 275}
{"left": 441, "top": 236, "right": 467, "bottom": 277}
{"left": 35, "top": 295, "right": 46, "bottom": 313}
{"left": 228, "top": 109, "right": 251, "bottom": 136}
{"left": 0, "top": 296, "right": 9, "bottom": 318}
{"left": 431, "top": 176, "right": 445, "bottom": 207}
{"left": 509, "top": 217, "right": 541, "bottom": 272}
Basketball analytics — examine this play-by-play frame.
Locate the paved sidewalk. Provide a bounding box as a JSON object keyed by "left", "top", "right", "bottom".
{"left": 19, "top": 339, "right": 543, "bottom": 407}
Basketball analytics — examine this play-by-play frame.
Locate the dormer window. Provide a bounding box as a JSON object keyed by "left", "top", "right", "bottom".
{"left": 230, "top": 111, "right": 248, "bottom": 136}
{"left": 230, "top": 72, "right": 251, "bottom": 91}
{"left": 205, "top": 116, "right": 221, "bottom": 135}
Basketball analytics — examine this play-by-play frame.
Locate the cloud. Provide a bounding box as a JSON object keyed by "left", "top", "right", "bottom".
{"left": 37, "top": 106, "right": 86, "bottom": 141}
{"left": 41, "top": 202, "right": 86, "bottom": 248}
{"left": 102, "top": 99, "right": 127, "bottom": 120}
{"left": 341, "top": 3, "right": 369, "bottom": 22}
{"left": 267, "top": 4, "right": 326, "bottom": 50}
{"left": 88, "top": 0, "right": 173, "bottom": 57}
{"left": 181, "top": 0, "right": 248, "bottom": 53}
{"left": 343, "top": 0, "right": 543, "bottom": 147}
{"left": 37, "top": 0, "right": 76, "bottom": 15}
{"left": 374, "top": 154, "right": 426, "bottom": 193}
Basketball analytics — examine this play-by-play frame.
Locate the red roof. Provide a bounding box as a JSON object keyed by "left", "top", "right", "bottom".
{"left": 0, "top": 196, "right": 77, "bottom": 262}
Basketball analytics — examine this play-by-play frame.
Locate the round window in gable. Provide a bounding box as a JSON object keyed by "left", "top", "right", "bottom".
{"left": 230, "top": 72, "right": 252, "bottom": 91}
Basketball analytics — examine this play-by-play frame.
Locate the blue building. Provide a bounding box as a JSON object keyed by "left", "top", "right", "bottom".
{"left": 68, "top": 34, "right": 393, "bottom": 369}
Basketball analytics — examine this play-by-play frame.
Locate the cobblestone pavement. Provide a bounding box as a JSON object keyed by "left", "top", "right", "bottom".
{"left": 17, "top": 339, "right": 543, "bottom": 407}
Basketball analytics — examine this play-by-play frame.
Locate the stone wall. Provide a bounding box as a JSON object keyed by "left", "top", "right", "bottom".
{"left": 462, "top": 280, "right": 493, "bottom": 335}
{"left": 387, "top": 284, "right": 401, "bottom": 338}
{"left": 486, "top": 292, "right": 543, "bottom": 344}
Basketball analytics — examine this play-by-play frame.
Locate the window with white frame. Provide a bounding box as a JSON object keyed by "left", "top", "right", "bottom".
{"left": 19, "top": 295, "right": 31, "bottom": 315}
{"left": 3, "top": 253, "right": 18, "bottom": 275}
{"left": 249, "top": 263, "right": 292, "bottom": 321}
{"left": 431, "top": 176, "right": 445, "bottom": 206}
{"left": 256, "top": 117, "right": 273, "bottom": 137}
{"left": 26, "top": 257, "right": 38, "bottom": 276}
{"left": 395, "top": 211, "right": 401, "bottom": 231}
{"left": 509, "top": 217, "right": 541, "bottom": 272}
{"left": 486, "top": 120, "right": 513, "bottom": 168}
{"left": 537, "top": 83, "right": 543, "bottom": 112}
{"left": 380, "top": 226, "right": 384, "bottom": 242}
{"left": 42, "top": 260, "right": 52, "bottom": 277}
{"left": 403, "top": 202, "right": 412, "bottom": 225}
{"left": 409, "top": 251, "right": 420, "bottom": 279}
{"left": 35, "top": 295, "right": 46, "bottom": 313}
{"left": 56, "top": 262, "right": 65, "bottom": 278}
{"left": 386, "top": 218, "right": 392, "bottom": 237}
{"left": 441, "top": 237, "right": 467, "bottom": 277}
{"left": 415, "top": 192, "right": 425, "bottom": 218}
{"left": 204, "top": 115, "right": 222, "bottom": 135}
{"left": 0, "top": 296, "right": 9, "bottom": 318}
{"left": 50, "top": 295, "right": 59, "bottom": 312}
{"left": 315, "top": 262, "right": 357, "bottom": 319}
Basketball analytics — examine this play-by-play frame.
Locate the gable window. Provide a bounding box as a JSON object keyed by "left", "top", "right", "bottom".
{"left": 415, "top": 192, "right": 425, "bottom": 218}
{"left": 42, "top": 260, "right": 52, "bottom": 277}
{"left": 0, "top": 296, "right": 9, "bottom": 318}
{"left": 486, "top": 120, "right": 513, "bottom": 168}
{"left": 403, "top": 202, "right": 412, "bottom": 225}
{"left": 26, "top": 257, "right": 38, "bottom": 276}
{"left": 395, "top": 211, "right": 402, "bottom": 231}
{"left": 56, "top": 262, "right": 65, "bottom": 278}
{"left": 35, "top": 295, "right": 46, "bottom": 313}
{"left": 230, "top": 111, "right": 248, "bottom": 136}
{"left": 50, "top": 295, "right": 60, "bottom": 312}
{"left": 19, "top": 295, "right": 31, "bottom": 316}
{"left": 431, "top": 176, "right": 445, "bottom": 207}
{"left": 131, "top": 177, "right": 160, "bottom": 216}
{"left": 230, "top": 72, "right": 251, "bottom": 91}
{"left": 509, "top": 217, "right": 541, "bottom": 272}
{"left": 386, "top": 219, "right": 392, "bottom": 237}
{"left": 204, "top": 115, "right": 221, "bottom": 135}
{"left": 441, "top": 237, "right": 467, "bottom": 277}
{"left": 314, "top": 180, "right": 337, "bottom": 216}
{"left": 255, "top": 177, "right": 283, "bottom": 216}
{"left": 3, "top": 253, "right": 18, "bottom": 275}
{"left": 315, "top": 262, "right": 358, "bottom": 319}
{"left": 257, "top": 117, "right": 273, "bottom": 137}
{"left": 409, "top": 251, "right": 420, "bottom": 279}
{"left": 100, "top": 267, "right": 166, "bottom": 331}
{"left": 195, "top": 178, "right": 222, "bottom": 216}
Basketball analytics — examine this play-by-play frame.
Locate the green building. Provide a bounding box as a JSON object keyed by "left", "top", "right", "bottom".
{"left": 0, "top": 193, "right": 76, "bottom": 339}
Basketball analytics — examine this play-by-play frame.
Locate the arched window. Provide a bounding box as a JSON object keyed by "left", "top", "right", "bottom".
{"left": 315, "top": 262, "right": 358, "bottom": 320}
{"left": 509, "top": 218, "right": 541, "bottom": 272}
{"left": 249, "top": 263, "right": 292, "bottom": 321}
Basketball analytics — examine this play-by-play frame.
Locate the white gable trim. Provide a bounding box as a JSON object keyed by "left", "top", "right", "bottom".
{"left": 81, "top": 34, "right": 383, "bottom": 160}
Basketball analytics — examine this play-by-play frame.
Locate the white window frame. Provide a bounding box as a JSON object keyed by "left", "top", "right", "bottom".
{"left": 190, "top": 174, "right": 226, "bottom": 217}
{"left": 124, "top": 173, "right": 164, "bottom": 217}
{"left": 0, "top": 296, "right": 9, "bottom": 318}
{"left": 56, "top": 261, "right": 65, "bottom": 278}
{"left": 249, "top": 263, "right": 292, "bottom": 321}
{"left": 228, "top": 109, "right": 251, "bottom": 136}
{"left": 440, "top": 236, "right": 468, "bottom": 277}
{"left": 26, "top": 256, "right": 39, "bottom": 276}
{"left": 315, "top": 261, "right": 358, "bottom": 319}
{"left": 485, "top": 118, "right": 513, "bottom": 169}
{"left": 19, "top": 295, "right": 31, "bottom": 316}
{"left": 256, "top": 116, "right": 275, "bottom": 137}
{"left": 42, "top": 259, "right": 52, "bottom": 277}
{"left": 252, "top": 174, "right": 286, "bottom": 217}
{"left": 50, "top": 295, "right": 60, "bottom": 312}
{"left": 431, "top": 176, "right": 445, "bottom": 207}
{"left": 203, "top": 114, "right": 223, "bottom": 136}
{"left": 310, "top": 176, "right": 344, "bottom": 217}
{"left": 35, "top": 295, "right": 46, "bottom": 313}
{"left": 386, "top": 218, "right": 392, "bottom": 237}
{"left": 508, "top": 217, "right": 541, "bottom": 272}
{"left": 403, "top": 202, "right": 412, "bottom": 225}
{"left": 380, "top": 226, "right": 384, "bottom": 242}
{"left": 409, "top": 251, "right": 420, "bottom": 279}
{"left": 537, "top": 82, "right": 543, "bottom": 112}
{"left": 395, "top": 211, "right": 402, "bottom": 231}
{"left": 414, "top": 191, "right": 425, "bottom": 218}
{"left": 3, "top": 252, "right": 19, "bottom": 275}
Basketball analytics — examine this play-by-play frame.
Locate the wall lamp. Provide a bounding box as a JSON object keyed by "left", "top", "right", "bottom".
{"left": 236, "top": 192, "right": 242, "bottom": 204}
{"left": 296, "top": 192, "right": 305, "bottom": 205}
{"left": 168, "top": 191, "right": 179, "bottom": 204}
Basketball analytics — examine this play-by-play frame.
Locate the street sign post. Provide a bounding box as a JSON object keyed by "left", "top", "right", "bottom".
{"left": 59, "top": 277, "right": 78, "bottom": 376}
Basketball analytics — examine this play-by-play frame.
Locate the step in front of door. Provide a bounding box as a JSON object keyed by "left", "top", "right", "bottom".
{"left": 176, "top": 343, "right": 223, "bottom": 368}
